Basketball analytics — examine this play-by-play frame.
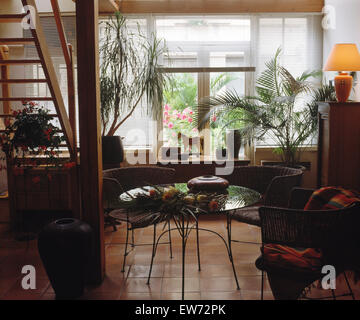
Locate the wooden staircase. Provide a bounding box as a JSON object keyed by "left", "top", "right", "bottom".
{"left": 0, "top": 0, "right": 80, "bottom": 228}
{"left": 0, "top": 0, "right": 76, "bottom": 157}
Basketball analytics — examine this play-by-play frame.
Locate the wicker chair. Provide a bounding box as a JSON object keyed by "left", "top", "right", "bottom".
{"left": 227, "top": 165, "right": 303, "bottom": 226}
{"left": 256, "top": 187, "right": 360, "bottom": 300}
{"left": 102, "top": 166, "right": 176, "bottom": 275}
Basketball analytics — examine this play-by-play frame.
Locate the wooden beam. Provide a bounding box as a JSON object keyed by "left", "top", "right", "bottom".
{"left": 0, "top": 46, "right": 10, "bottom": 115}
{"left": 72, "top": 0, "right": 119, "bottom": 13}
{"left": 76, "top": 0, "right": 105, "bottom": 284}
{"left": 118, "top": 0, "right": 324, "bottom": 14}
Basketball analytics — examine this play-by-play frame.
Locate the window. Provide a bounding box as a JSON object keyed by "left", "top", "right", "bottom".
{"left": 22, "top": 14, "right": 322, "bottom": 152}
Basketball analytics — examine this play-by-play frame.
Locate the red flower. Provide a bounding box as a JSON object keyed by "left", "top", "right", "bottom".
{"left": 4, "top": 118, "right": 11, "bottom": 127}
{"left": 149, "top": 189, "right": 157, "bottom": 197}
{"left": 63, "top": 161, "right": 76, "bottom": 169}
{"left": 32, "top": 176, "right": 41, "bottom": 184}
{"left": 208, "top": 200, "right": 219, "bottom": 212}
{"left": 12, "top": 110, "right": 18, "bottom": 116}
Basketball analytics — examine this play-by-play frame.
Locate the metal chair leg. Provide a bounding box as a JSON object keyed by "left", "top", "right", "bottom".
{"left": 331, "top": 289, "right": 336, "bottom": 300}
{"left": 261, "top": 270, "right": 264, "bottom": 300}
{"left": 343, "top": 271, "right": 355, "bottom": 300}
{"left": 121, "top": 221, "right": 130, "bottom": 272}
{"left": 131, "top": 228, "right": 135, "bottom": 247}
{"left": 227, "top": 213, "right": 240, "bottom": 290}
{"left": 168, "top": 220, "right": 173, "bottom": 259}
{"left": 196, "top": 219, "right": 201, "bottom": 271}
{"left": 147, "top": 224, "right": 157, "bottom": 285}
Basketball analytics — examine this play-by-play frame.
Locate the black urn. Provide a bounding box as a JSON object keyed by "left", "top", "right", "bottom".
{"left": 102, "top": 136, "right": 125, "bottom": 169}
{"left": 38, "top": 218, "right": 94, "bottom": 299}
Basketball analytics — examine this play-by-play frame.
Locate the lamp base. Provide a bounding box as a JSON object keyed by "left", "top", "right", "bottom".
{"left": 334, "top": 72, "right": 353, "bottom": 102}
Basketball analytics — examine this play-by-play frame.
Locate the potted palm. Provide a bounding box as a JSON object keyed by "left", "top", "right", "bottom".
{"left": 199, "top": 49, "right": 335, "bottom": 168}
{"left": 100, "top": 12, "right": 166, "bottom": 167}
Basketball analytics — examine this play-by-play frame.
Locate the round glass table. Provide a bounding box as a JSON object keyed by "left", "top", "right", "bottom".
{"left": 114, "top": 183, "right": 261, "bottom": 300}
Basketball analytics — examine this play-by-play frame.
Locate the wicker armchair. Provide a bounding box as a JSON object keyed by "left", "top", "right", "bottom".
{"left": 256, "top": 187, "right": 360, "bottom": 300}
{"left": 102, "top": 166, "right": 176, "bottom": 274}
{"left": 228, "top": 166, "right": 303, "bottom": 226}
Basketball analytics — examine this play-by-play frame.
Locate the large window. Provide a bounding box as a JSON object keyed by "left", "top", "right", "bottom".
{"left": 23, "top": 14, "right": 322, "bottom": 152}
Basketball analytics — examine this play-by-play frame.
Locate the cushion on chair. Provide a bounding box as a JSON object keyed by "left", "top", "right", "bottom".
{"left": 262, "top": 187, "right": 360, "bottom": 272}
{"left": 231, "top": 207, "right": 261, "bottom": 226}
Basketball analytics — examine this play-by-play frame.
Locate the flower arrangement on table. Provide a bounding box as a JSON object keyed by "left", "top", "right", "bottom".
{"left": 118, "top": 185, "right": 227, "bottom": 226}
{"left": 0, "top": 102, "right": 76, "bottom": 183}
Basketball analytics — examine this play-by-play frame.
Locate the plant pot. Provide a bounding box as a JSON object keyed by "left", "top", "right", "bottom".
{"left": 161, "top": 146, "right": 181, "bottom": 160}
{"left": 215, "top": 148, "right": 227, "bottom": 160}
{"left": 38, "top": 218, "right": 94, "bottom": 299}
{"left": 226, "top": 129, "right": 242, "bottom": 159}
{"left": 102, "top": 136, "right": 124, "bottom": 169}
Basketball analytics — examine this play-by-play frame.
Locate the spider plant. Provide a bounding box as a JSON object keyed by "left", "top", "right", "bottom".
{"left": 198, "top": 48, "right": 335, "bottom": 167}
{"left": 100, "top": 12, "right": 167, "bottom": 136}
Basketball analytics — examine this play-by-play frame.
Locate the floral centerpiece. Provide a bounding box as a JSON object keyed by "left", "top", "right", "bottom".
{"left": 0, "top": 102, "right": 76, "bottom": 182}
{"left": 118, "top": 185, "right": 227, "bottom": 226}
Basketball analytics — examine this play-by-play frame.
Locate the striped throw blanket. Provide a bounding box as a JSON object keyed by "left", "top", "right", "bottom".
{"left": 263, "top": 187, "right": 360, "bottom": 272}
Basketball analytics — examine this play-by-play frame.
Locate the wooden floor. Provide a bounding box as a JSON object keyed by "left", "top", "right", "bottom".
{"left": 0, "top": 216, "right": 359, "bottom": 300}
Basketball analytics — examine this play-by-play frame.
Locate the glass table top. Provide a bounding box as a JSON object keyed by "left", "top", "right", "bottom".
{"left": 119, "top": 183, "right": 261, "bottom": 213}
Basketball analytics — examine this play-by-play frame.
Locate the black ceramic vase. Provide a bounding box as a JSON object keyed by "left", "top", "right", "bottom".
{"left": 226, "top": 129, "right": 242, "bottom": 159}
{"left": 102, "top": 136, "right": 125, "bottom": 169}
{"left": 38, "top": 218, "right": 94, "bottom": 299}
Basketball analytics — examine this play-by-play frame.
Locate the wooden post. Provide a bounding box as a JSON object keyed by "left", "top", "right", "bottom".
{"left": 0, "top": 46, "right": 10, "bottom": 115}
{"left": 75, "top": 0, "right": 105, "bottom": 284}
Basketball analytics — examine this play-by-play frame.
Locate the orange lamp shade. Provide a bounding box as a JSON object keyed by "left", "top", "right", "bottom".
{"left": 324, "top": 44, "right": 360, "bottom": 102}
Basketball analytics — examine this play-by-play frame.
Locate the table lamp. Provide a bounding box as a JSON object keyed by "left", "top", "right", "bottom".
{"left": 324, "top": 43, "right": 360, "bottom": 102}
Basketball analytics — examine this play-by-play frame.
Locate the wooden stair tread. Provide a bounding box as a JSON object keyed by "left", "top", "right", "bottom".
{"left": 0, "top": 14, "right": 27, "bottom": 23}
{"left": 0, "top": 59, "right": 41, "bottom": 65}
{"left": 0, "top": 38, "right": 35, "bottom": 45}
{"left": 0, "top": 79, "right": 47, "bottom": 83}
{"left": 0, "top": 97, "right": 53, "bottom": 101}
{"left": 0, "top": 113, "right": 57, "bottom": 117}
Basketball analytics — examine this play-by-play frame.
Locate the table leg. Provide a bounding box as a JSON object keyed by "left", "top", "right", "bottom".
{"left": 196, "top": 219, "right": 201, "bottom": 271}
{"left": 181, "top": 214, "right": 185, "bottom": 300}
{"left": 227, "top": 213, "right": 240, "bottom": 290}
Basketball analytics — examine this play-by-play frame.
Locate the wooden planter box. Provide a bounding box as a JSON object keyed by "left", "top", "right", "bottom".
{"left": 8, "top": 166, "right": 80, "bottom": 229}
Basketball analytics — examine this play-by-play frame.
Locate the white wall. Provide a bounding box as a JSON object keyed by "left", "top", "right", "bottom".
{"left": 323, "top": 0, "right": 360, "bottom": 100}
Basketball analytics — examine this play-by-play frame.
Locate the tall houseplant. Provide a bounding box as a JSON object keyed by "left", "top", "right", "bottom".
{"left": 100, "top": 12, "right": 166, "bottom": 165}
{"left": 199, "top": 49, "right": 335, "bottom": 167}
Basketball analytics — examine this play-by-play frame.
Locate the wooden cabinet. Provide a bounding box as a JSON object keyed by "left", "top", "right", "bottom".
{"left": 317, "top": 102, "right": 360, "bottom": 190}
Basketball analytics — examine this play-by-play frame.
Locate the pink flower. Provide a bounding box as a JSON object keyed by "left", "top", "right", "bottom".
{"left": 164, "top": 104, "right": 170, "bottom": 111}
{"left": 211, "top": 115, "right": 217, "bottom": 122}
{"left": 168, "top": 122, "right": 174, "bottom": 129}
{"left": 188, "top": 117, "right": 193, "bottom": 123}
{"left": 177, "top": 113, "right": 181, "bottom": 119}
{"left": 183, "top": 107, "right": 190, "bottom": 114}
{"left": 189, "top": 110, "right": 193, "bottom": 115}
{"left": 163, "top": 111, "right": 169, "bottom": 117}
{"left": 181, "top": 114, "right": 187, "bottom": 120}
{"left": 163, "top": 119, "right": 169, "bottom": 124}
{"left": 171, "top": 132, "right": 176, "bottom": 137}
